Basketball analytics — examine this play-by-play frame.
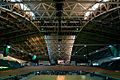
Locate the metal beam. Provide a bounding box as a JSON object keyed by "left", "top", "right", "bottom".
{"left": 1, "top": 1, "right": 120, "bottom": 4}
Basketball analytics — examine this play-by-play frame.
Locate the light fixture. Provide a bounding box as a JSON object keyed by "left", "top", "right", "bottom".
{"left": 7, "top": 45, "right": 11, "bottom": 48}
{"left": 37, "top": 72, "right": 39, "bottom": 74}
{"left": 58, "top": 45, "right": 60, "bottom": 47}
{"left": 93, "top": 63, "right": 99, "bottom": 66}
{"left": 29, "top": 53, "right": 32, "bottom": 55}
{"left": 108, "top": 45, "right": 112, "bottom": 48}
{"left": 58, "top": 48, "right": 60, "bottom": 51}
{"left": 21, "top": 50, "right": 23, "bottom": 53}
{"left": 111, "top": 57, "right": 120, "bottom": 60}
{"left": 76, "top": 28, "right": 79, "bottom": 30}
{"left": 96, "top": 50, "right": 98, "bottom": 52}
{"left": 84, "top": 45, "right": 87, "bottom": 47}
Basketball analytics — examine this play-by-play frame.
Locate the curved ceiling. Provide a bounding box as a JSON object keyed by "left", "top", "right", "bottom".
{"left": 0, "top": 0, "right": 120, "bottom": 64}
{"left": 0, "top": 7, "right": 47, "bottom": 61}
{"left": 72, "top": 6, "right": 120, "bottom": 62}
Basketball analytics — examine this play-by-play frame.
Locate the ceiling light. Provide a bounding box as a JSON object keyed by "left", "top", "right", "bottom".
{"left": 102, "top": 0, "right": 109, "bottom": 2}
{"left": 76, "top": 28, "right": 79, "bottom": 30}
{"left": 29, "top": 53, "right": 32, "bottom": 55}
{"left": 108, "top": 45, "right": 112, "bottom": 48}
{"left": 58, "top": 45, "right": 60, "bottom": 47}
{"left": 37, "top": 72, "right": 39, "bottom": 74}
{"left": 96, "top": 50, "right": 98, "bottom": 52}
{"left": 58, "top": 48, "right": 60, "bottom": 51}
{"left": 7, "top": 45, "right": 11, "bottom": 48}
{"left": 93, "top": 63, "right": 99, "bottom": 66}
{"left": 21, "top": 50, "right": 23, "bottom": 53}
{"left": 111, "top": 57, "right": 120, "bottom": 60}
{"left": 84, "top": 45, "right": 87, "bottom": 47}
{"left": 90, "top": 3, "right": 100, "bottom": 11}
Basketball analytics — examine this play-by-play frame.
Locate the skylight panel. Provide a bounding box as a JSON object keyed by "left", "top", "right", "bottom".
{"left": 84, "top": 0, "right": 110, "bottom": 20}
{"left": 9, "top": 0, "right": 35, "bottom": 19}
